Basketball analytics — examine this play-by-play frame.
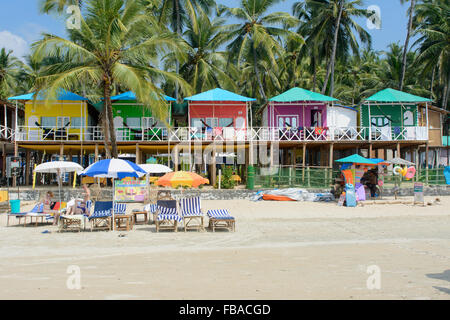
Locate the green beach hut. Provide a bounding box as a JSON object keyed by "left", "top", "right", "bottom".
{"left": 360, "top": 88, "right": 432, "bottom": 141}
{"left": 109, "top": 91, "right": 176, "bottom": 141}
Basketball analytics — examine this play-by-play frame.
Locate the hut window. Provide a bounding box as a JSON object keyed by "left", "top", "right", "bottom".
{"left": 41, "top": 117, "right": 56, "bottom": 127}
{"left": 311, "top": 110, "right": 322, "bottom": 127}
{"left": 219, "top": 118, "right": 233, "bottom": 127}
{"left": 206, "top": 118, "right": 218, "bottom": 128}
{"left": 142, "top": 117, "right": 154, "bottom": 128}
{"left": 403, "top": 111, "right": 414, "bottom": 126}
{"left": 126, "top": 117, "right": 141, "bottom": 128}
{"left": 71, "top": 117, "right": 85, "bottom": 128}
{"left": 191, "top": 118, "right": 202, "bottom": 128}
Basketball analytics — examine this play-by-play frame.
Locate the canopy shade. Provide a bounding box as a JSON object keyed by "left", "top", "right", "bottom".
{"left": 335, "top": 154, "right": 377, "bottom": 165}
{"left": 386, "top": 157, "right": 415, "bottom": 166}
{"left": 139, "top": 164, "right": 172, "bottom": 174}
{"left": 185, "top": 88, "right": 256, "bottom": 102}
{"left": 269, "top": 87, "right": 338, "bottom": 102}
{"left": 156, "top": 171, "right": 209, "bottom": 188}
{"left": 364, "top": 88, "right": 432, "bottom": 103}
{"left": 110, "top": 91, "right": 176, "bottom": 102}
{"left": 34, "top": 161, "right": 84, "bottom": 173}
{"left": 80, "top": 159, "right": 146, "bottom": 179}
{"left": 8, "top": 89, "right": 88, "bottom": 101}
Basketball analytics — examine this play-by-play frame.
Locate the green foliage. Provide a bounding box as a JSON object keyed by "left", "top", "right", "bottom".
{"left": 216, "top": 165, "right": 235, "bottom": 189}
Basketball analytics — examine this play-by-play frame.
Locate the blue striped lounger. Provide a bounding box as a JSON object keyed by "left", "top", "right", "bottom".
{"left": 180, "top": 196, "right": 204, "bottom": 232}
{"left": 207, "top": 209, "right": 236, "bottom": 232}
{"left": 156, "top": 202, "right": 182, "bottom": 232}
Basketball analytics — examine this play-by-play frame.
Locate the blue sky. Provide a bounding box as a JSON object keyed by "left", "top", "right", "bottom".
{"left": 0, "top": 0, "right": 414, "bottom": 60}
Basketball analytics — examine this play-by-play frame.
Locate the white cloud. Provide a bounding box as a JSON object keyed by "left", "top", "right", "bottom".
{"left": 0, "top": 30, "right": 29, "bottom": 60}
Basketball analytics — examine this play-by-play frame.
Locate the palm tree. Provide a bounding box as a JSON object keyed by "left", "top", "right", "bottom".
{"left": 32, "top": 0, "right": 190, "bottom": 158}
{"left": 413, "top": 0, "right": 449, "bottom": 108}
{"left": 0, "top": 48, "right": 21, "bottom": 100}
{"left": 399, "top": 0, "right": 418, "bottom": 91}
{"left": 218, "top": 0, "right": 302, "bottom": 102}
{"left": 164, "top": 8, "right": 236, "bottom": 93}
{"left": 299, "top": 0, "right": 371, "bottom": 97}
{"left": 153, "top": 0, "right": 216, "bottom": 100}
{"left": 39, "top": 0, "right": 82, "bottom": 13}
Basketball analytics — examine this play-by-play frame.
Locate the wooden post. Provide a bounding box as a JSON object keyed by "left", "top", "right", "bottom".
{"left": 329, "top": 143, "right": 334, "bottom": 167}
{"left": 211, "top": 144, "right": 216, "bottom": 186}
{"left": 136, "top": 143, "right": 140, "bottom": 164}
{"left": 95, "top": 144, "right": 99, "bottom": 161}
{"left": 369, "top": 143, "right": 373, "bottom": 158}
{"left": 59, "top": 144, "right": 64, "bottom": 159}
{"left": 25, "top": 150, "right": 30, "bottom": 186}
{"left": 270, "top": 142, "right": 274, "bottom": 167}
{"left": 173, "top": 145, "right": 179, "bottom": 172}
{"left": 12, "top": 140, "right": 18, "bottom": 187}
{"left": 1, "top": 143, "right": 6, "bottom": 179}
{"left": 396, "top": 143, "right": 401, "bottom": 158}
{"left": 425, "top": 143, "right": 429, "bottom": 184}
{"left": 302, "top": 144, "right": 306, "bottom": 183}
{"left": 292, "top": 147, "right": 297, "bottom": 167}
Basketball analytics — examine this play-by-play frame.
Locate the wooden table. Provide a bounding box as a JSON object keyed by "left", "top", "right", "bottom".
{"left": 114, "top": 214, "right": 133, "bottom": 231}
{"left": 131, "top": 211, "right": 148, "bottom": 225}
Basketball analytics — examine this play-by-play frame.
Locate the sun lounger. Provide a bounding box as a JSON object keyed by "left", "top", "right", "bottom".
{"left": 88, "top": 201, "right": 113, "bottom": 231}
{"left": 207, "top": 209, "right": 235, "bottom": 232}
{"left": 155, "top": 200, "right": 182, "bottom": 232}
{"left": 180, "top": 196, "right": 204, "bottom": 232}
{"left": 59, "top": 200, "right": 92, "bottom": 232}
{"left": 143, "top": 203, "right": 157, "bottom": 224}
{"left": 7, "top": 203, "right": 46, "bottom": 227}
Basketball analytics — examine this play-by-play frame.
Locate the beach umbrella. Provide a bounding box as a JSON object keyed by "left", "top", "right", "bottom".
{"left": 335, "top": 154, "right": 377, "bottom": 165}
{"left": 80, "top": 159, "right": 146, "bottom": 230}
{"left": 386, "top": 157, "right": 415, "bottom": 166}
{"left": 34, "top": 161, "right": 84, "bottom": 210}
{"left": 139, "top": 164, "right": 173, "bottom": 174}
{"left": 155, "top": 171, "right": 209, "bottom": 188}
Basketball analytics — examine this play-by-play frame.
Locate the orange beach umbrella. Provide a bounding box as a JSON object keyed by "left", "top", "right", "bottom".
{"left": 155, "top": 171, "right": 209, "bottom": 188}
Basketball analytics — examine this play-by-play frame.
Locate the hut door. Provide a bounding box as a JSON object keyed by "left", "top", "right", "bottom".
{"left": 311, "top": 110, "right": 322, "bottom": 127}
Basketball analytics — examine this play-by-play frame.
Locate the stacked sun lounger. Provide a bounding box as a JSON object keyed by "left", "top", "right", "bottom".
{"left": 207, "top": 209, "right": 236, "bottom": 232}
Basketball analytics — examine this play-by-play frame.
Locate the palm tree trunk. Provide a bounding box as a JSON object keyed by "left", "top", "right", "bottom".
{"left": 430, "top": 65, "right": 435, "bottom": 99}
{"left": 103, "top": 79, "right": 118, "bottom": 158}
{"left": 400, "top": 0, "right": 416, "bottom": 91}
{"left": 253, "top": 45, "right": 267, "bottom": 101}
{"left": 175, "top": 0, "right": 181, "bottom": 100}
{"left": 322, "top": 0, "right": 344, "bottom": 96}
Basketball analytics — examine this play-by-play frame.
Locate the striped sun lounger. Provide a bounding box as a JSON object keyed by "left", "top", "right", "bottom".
{"left": 144, "top": 204, "right": 157, "bottom": 224}
{"left": 207, "top": 209, "right": 236, "bottom": 232}
{"left": 155, "top": 200, "right": 182, "bottom": 232}
{"left": 59, "top": 200, "right": 93, "bottom": 232}
{"left": 180, "top": 196, "right": 204, "bottom": 232}
{"left": 88, "top": 201, "right": 113, "bottom": 231}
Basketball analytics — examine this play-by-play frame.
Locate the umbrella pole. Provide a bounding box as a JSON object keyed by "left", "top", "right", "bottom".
{"left": 112, "top": 178, "right": 115, "bottom": 231}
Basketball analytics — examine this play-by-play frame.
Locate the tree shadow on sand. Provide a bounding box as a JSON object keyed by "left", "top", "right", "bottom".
{"left": 426, "top": 270, "right": 450, "bottom": 295}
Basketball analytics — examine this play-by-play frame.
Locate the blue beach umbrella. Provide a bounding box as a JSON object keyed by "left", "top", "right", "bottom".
{"left": 80, "top": 159, "right": 146, "bottom": 230}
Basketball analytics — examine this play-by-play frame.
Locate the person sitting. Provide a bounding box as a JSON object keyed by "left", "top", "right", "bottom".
{"left": 66, "top": 184, "right": 91, "bottom": 216}
{"left": 361, "top": 169, "right": 378, "bottom": 198}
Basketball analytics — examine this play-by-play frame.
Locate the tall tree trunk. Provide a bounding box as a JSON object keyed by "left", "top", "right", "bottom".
{"left": 253, "top": 45, "right": 267, "bottom": 101}
{"left": 175, "top": 0, "right": 181, "bottom": 101}
{"left": 430, "top": 65, "right": 436, "bottom": 100}
{"left": 103, "top": 79, "right": 118, "bottom": 158}
{"left": 400, "top": 0, "right": 416, "bottom": 91}
{"left": 322, "top": 0, "right": 344, "bottom": 96}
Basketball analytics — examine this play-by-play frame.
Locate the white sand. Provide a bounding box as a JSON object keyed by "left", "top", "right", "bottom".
{"left": 0, "top": 196, "right": 449, "bottom": 300}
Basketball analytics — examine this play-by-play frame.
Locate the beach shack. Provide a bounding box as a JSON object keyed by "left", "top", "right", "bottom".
{"left": 360, "top": 88, "right": 432, "bottom": 141}
{"left": 9, "top": 90, "right": 95, "bottom": 142}
{"left": 109, "top": 91, "right": 176, "bottom": 141}
{"left": 262, "top": 88, "right": 339, "bottom": 140}
{"left": 185, "top": 88, "right": 256, "bottom": 141}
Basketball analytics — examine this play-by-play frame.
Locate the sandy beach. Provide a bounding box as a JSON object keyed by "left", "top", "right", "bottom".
{"left": 0, "top": 196, "right": 449, "bottom": 300}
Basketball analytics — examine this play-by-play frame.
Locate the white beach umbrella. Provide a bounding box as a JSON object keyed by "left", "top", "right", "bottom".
{"left": 34, "top": 161, "right": 84, "bottom": 210}
{"left": 138, "top": 164, "right": 173, "bottom": 174}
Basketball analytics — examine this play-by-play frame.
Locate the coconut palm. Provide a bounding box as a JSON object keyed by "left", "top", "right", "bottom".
{"left": 399, "top": 0, "right": 418, "bottom": 91}
{"left": 218, "top": 0, "right": 302, "bottom": 102}
{"left": 413, "top": 0, "right": 449, "bottom": 108}
{"left": 32, "top": 0, "right": 190, "bottom": 158}
{"left": 0, "top": 48, "right": 22, "bottom": 100}
{"left": 164, "top": 9, "right": 236, "bottom": 93}
{"left": 39, "top": 0, "right": 82, "bottom": 13}
{"left": 299, "top": 0, "right": 371, "bottom": 97}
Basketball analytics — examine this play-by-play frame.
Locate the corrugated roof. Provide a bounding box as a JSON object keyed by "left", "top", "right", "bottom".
{"left": 364, "top": 88, "right": 432, "bottom": 103}
{"left": 269, "top": 87, "right": 338, "bottom": 102}
{"left": 185, "top": 88, "right": 256, "bottom": 102}
{"left": 8, "top": 89, "right": 88, "bottom": 101}
{"left": 111, "top": 91, "right": 176, "bottom": 102}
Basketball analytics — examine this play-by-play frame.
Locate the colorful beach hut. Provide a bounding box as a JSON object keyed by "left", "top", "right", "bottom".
{"left": 185, "top": 88, "right": 256, "bottom": 140}
{"left": 360, "top": 88, "right": 432, "bottom": 141}
{"left": 8, "top": 89, "right": 95, "bottom": 141}
{"left": 262, "top": 88, "right": 339, "bottom": 140}
{"left": 108, "top": 91, "right": 176, "bottom": 141}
